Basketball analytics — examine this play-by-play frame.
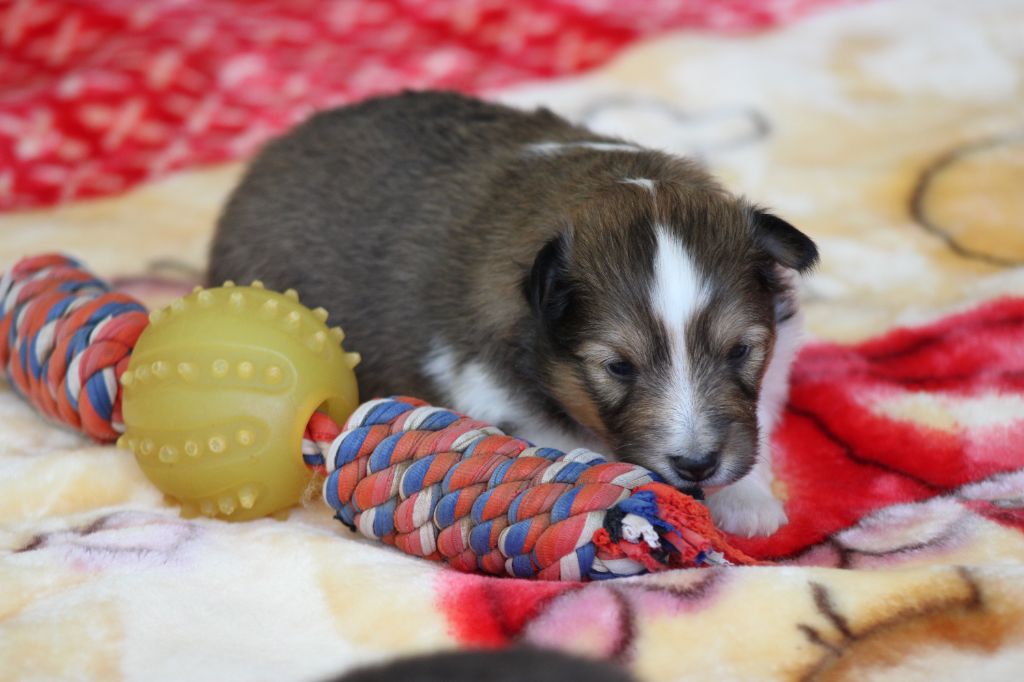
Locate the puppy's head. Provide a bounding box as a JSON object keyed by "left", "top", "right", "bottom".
{"left": 524, "top": 171, "right": 817, "bottom": 489}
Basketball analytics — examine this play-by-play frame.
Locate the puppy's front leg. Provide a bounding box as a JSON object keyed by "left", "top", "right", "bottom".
{"left": 707, "top": 456, "right": 788, "bottom": 538}
{"left": 708, "top": 287, "right": 803, "bottom": 537}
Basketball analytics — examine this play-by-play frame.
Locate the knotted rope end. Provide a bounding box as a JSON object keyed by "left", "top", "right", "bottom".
{"left": 596, "top": 482, "right": 758, "bottom": 572}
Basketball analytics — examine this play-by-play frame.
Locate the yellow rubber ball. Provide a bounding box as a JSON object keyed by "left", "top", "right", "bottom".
{"left": 118, "top": 281, "right": 360, "bottom": 521}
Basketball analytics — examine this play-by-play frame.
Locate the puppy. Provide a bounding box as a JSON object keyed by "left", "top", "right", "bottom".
{"left": 208, "top": 91, "right": 817, "bottom": 536}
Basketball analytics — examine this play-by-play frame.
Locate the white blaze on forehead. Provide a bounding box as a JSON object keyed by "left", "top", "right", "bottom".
{"left": 651, "top": 226, "right": 708, "bottom": 440}
{"left": 652, "top": 226, "right": 707, "bottom": 338}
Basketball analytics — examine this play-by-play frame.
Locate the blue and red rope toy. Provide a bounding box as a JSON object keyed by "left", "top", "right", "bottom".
{"left": 0, "top": 254, "right": 147, "bottom": 441}
{"left": 305, "top": 397, "right": 755, "bottom": 579}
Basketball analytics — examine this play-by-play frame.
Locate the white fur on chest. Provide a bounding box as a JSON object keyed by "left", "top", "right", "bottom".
{"left": 423, "top": 344, "right": 606, "bottom": 454}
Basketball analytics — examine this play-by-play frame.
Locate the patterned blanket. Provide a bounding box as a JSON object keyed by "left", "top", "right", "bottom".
{"left": 3, "top": 0, "right": 1024, "bottom": 680}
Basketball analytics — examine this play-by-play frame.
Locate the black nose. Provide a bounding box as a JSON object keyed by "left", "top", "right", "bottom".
{"left": 671, "top": 451, "right": 720, "bottom": 482}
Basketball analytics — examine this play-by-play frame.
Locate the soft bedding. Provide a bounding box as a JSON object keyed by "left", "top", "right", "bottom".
{"left": 2, "top": 0, "right": 1023, "bottom": 679}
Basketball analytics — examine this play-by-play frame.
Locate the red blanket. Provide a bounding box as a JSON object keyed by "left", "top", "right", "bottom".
{"left": 1, "top": 0, "right": 849, "bottom": 210}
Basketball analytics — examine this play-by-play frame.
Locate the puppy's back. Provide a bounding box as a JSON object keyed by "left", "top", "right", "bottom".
{"left": 208, "top": 91, "right": 581, "bottom": 399}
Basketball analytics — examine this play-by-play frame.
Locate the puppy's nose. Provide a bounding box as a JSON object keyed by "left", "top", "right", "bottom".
{"left": 671, "top": 451, "right": 719, "bottom": 483}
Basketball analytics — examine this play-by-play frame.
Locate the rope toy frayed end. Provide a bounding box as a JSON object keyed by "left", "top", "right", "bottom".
{"left": 620, "top": 513, "right": 661, "bottom": 549}
{"left": 596, "top": 483, "right": 757, "bottom": 571}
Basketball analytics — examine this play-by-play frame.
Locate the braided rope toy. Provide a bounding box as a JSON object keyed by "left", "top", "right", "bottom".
{"left": 0, "top": 254, "right": 149, "bottom": 441}
{"left": 2, "top": 254, "right": 754, "bottom": 580}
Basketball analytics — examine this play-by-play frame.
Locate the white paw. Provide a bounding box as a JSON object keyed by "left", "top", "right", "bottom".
{"left": 707, "top": 477, "right": 788, "bottom": 537}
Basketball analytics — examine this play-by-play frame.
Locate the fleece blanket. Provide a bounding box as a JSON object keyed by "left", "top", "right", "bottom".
{"left": 2, "top": 0, "right": 1024, "bottom": 680}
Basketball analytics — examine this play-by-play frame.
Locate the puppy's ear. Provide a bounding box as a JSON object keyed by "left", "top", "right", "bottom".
{"left": 525, "top": 232, "right": 573, "bottom": 326}
{"left": 752, "top": 210, "right": 819, "bottom": 272}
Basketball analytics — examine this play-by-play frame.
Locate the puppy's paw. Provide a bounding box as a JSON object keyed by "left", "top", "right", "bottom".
{"left": 707, "top": 477, "right": 788, "bottom": 537}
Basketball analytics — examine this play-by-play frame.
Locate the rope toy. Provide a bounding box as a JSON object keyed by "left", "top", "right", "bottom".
{"left": 303, "top": 397, "right": 753, "bottom": 578}
{"left": 0, "top": 254, "right": 148, "bottom": 441}
{"left": 1, "top": 254, "right": 755, "bottom": 580}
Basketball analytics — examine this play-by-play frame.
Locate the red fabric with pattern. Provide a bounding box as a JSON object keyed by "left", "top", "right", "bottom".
{"left": 734, "top": 296, "right": 1024, "bottom": 560}
{"left": 1, "top": 0, "right": 851, "bottom": 211}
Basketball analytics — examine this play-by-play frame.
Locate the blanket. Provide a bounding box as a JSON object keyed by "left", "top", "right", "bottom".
{"left": 2, "top": 0, "right": 1024, "bottom": 680}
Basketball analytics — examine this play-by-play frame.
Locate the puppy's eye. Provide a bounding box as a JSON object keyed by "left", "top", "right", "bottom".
{"left": 605, "top": 360, "right": 637, "bottom": 381}
{"left": 727, "top": 343, "right": 750, "bottom": 361}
